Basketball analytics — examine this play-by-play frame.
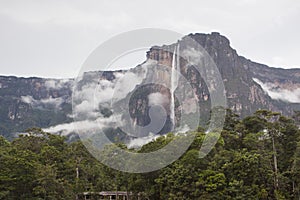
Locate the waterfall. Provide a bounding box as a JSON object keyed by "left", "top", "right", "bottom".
{"left": 170, "top": 44, "right": 179, "bottom": 129}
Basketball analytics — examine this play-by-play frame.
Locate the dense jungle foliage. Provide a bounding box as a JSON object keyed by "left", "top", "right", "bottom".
{"left": 1, "top": 109, "right": 300, "bottom": 199}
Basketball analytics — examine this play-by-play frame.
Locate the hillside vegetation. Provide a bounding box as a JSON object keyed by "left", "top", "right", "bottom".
{"left": 0, "top": 109, "right": 300, "bottom": 199}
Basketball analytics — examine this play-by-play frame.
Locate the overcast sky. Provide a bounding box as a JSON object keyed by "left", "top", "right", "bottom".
{"left": 0, "top": 0, "right": 299, "bottom": 78}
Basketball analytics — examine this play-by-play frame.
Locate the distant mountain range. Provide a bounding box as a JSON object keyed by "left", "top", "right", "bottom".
{"left": 1, "top": 32, "right": 299, "bottom": 140}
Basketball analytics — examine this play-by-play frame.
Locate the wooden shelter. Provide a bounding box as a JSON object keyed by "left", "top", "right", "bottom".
{"left": 81, "top": 191, "right": 135, "bottom": 200}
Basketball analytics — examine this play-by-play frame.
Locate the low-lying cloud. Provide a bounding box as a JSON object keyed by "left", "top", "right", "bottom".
{"left": 73, "top": 71, "right": 145, "bottom": 120}
{"left": 148, "top": 92, "right": 169, "bottom": 106}
{"left": 43, "top": 114, "right": 122, "bottom": 136}
{"left": 21, "top": 95, "right": 64, "bottom": 109}
{"left": 45, "top": 79, "right": 72, "bottom": 90}
{"left": 127, "top": 133, "right": 159, "bottom": 149}
{"left": 253, "top": 78, "right": 300, "bottom": 103}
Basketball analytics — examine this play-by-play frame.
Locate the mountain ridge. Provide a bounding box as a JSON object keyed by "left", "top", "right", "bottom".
{"left": 0, "top": 32, "right": 300, "bottom": 139}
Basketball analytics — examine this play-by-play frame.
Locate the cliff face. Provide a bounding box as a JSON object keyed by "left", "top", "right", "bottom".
{"left": 0, "top": 32, "right": 300, "bottom": 139}
{"left": 145, "top": 32, "right": 300, "bottom": 117}
{"left": 0, "top": 76, "right": 73, "bottom": 138}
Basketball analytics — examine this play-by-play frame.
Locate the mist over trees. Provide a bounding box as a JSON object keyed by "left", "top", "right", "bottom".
{"left": 0, "top": 109, "right": 300, "bottom": 199}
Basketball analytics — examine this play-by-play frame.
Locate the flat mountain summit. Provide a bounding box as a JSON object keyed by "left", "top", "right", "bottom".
{"left": 0, "top": 32, "right": 299, "bottom": 139}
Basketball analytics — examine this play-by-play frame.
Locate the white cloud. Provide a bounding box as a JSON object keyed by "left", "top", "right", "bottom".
{"left": 0, "top": 0, "right": 300, "bottom": 79}
{"left": 21, "top": 95, "right": 64, "bottom": 109}
{"left": 253, "top": 78, "right": 300, "bottom": 103}
{"left": 73, "top": 76, "right": 117, "bottom": 119}
{"left": 182, "top": 48, "right": 203, "bottom": 66}
{"left": 174, "top": 124, "right": 190, "bottom": 135}
{"left": 0, "top": 0, "right": 133, "bottom": 28}
{"left": 127, "top": 133, "right": 159, "bottom": 149}
{"left": 45, "top": 79, "right": 72, "bottom": 89}
{"left": 43, "top": 114, "right": 122, "bottom": 136}
{"left": 73, "top": 71, "right": 145, "bottom": 120}
{"left": 21, "top": 95, "right": 34, "bottom": 104}
{"left": 45, "top": 80, "right": 57, "bottom": 88}
{"left": 39, "top": 97, "right": 64, "bottom": 108}
{"left": 113, "top": 72, "right": 145, "bottom": 100}
{"left": 148, "top": 92, "right": 169, "bottom": 106}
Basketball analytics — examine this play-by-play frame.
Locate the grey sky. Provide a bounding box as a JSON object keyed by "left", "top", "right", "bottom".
{"left": 0, "top": 0, "right": 299, "bottom": 78}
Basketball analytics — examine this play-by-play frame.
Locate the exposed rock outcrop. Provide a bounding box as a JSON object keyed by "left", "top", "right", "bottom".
{"left": 0, "top": 32, "right": 299, "bottom": 139}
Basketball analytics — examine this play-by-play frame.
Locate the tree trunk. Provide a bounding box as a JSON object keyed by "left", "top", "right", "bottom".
{"left": 272, "top": 136, "right": 279, "bottom": 190}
